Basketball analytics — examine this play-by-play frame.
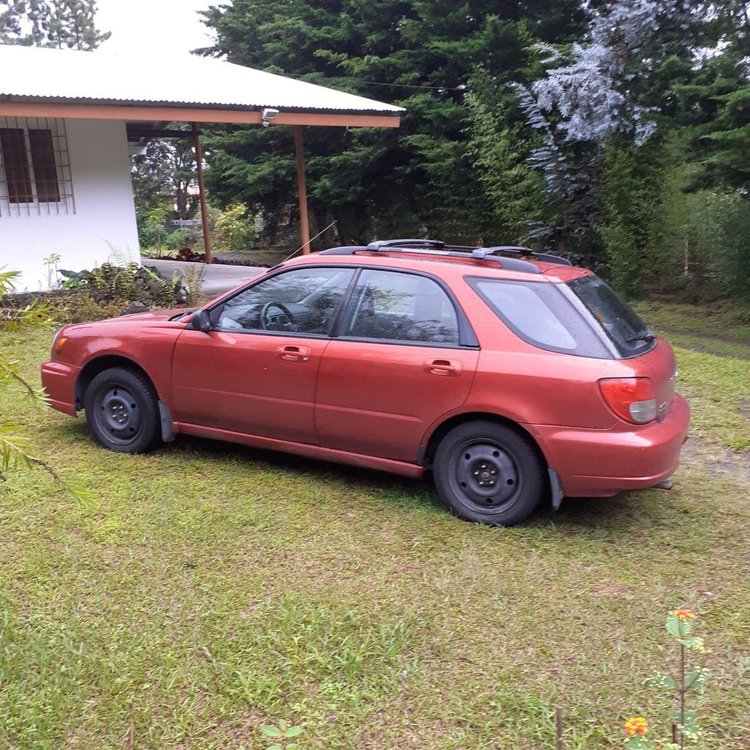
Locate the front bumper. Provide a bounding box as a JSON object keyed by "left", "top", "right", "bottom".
{"left": 41, "top": 360, "right": 80, "bottom": 416}
{"left": 529, "top": 394, "right": 690, "bottom": 498}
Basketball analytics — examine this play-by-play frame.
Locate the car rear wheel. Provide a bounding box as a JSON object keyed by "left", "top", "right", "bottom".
{"left": 433, "top": 421, "right": 545, "bottom": 526}
{"left": 84, "top": 367, "right": 161, "bottom": 453}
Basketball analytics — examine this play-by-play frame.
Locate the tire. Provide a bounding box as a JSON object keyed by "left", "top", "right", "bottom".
{"left": 84, "top": 367, "right": 161, "bottom": 453}
{"left": 433, "top": 420, "right": 546, "bottom": 526}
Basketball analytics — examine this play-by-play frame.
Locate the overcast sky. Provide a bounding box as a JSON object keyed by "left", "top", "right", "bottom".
{"left": 96, "top": 0, "right": 216, "bottom": 56}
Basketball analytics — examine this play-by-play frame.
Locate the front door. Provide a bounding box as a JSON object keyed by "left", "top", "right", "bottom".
{"left": 172, "top": 266, "right": 355, "bottom": 444}
{"left": 315, "top": 269, "right": 479, "bottom": 462}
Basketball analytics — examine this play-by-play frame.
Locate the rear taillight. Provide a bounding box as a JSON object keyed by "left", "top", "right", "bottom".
{"left": 598, "top": 377, "right": 657, "bottom": 424}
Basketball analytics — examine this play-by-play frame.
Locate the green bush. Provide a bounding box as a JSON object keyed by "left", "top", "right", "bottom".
{"left": 44, "top": 293, "right": 127, "bottom": 324}
{"left": 214, "top": 203, "right": 256, "bottom": 254}
{"left": 165, "top": 228, "right": 194, "bottom": 251}
{"left": 55, "top": 263, "right": 194, "bottom": 320}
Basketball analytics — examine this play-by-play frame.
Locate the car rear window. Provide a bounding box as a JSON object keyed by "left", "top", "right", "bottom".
{"left": 565, "top": 275, "right": 656, "bottom": 358}
{"left": 468, "top": 278, "right": 611, "bottom": 358}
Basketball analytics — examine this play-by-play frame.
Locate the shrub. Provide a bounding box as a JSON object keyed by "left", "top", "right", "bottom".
{"left": 59, "top": 262, "right": 184, "bottom": 308}
{"left": 214, "top": 203, "right": 256, "bottom": 254}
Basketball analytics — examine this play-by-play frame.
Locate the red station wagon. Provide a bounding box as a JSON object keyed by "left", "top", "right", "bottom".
{"left": 41, "top": 239, "right": 690, "bottom": 525}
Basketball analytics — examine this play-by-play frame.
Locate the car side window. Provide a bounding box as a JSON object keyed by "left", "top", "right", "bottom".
{"left": 215, "top": 267, "right": 355, "bottom": 335}
{"left": 340, "top": 270, "right": 459, "bottom": 345}
{"left": 469, "top": 277, "right": 611, "bottom": 357}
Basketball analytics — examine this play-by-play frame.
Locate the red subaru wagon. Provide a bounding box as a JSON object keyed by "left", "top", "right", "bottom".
{"left": 41, "top": 240, "right": 689, "bottom": 525}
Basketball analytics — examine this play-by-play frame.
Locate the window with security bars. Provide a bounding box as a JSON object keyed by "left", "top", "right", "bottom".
{"left": 0, "top": 117, "right": 74, "bottom": 217}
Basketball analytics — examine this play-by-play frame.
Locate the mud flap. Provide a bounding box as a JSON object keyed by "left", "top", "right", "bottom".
{"left": 159, "top": 401, "right": 175, "bottom": 442}
{"left": 548, "top": 468, "right": 565, "bottom": 511}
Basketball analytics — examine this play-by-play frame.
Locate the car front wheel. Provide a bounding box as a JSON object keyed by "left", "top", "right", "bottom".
{"left": 433, "top": 421, "right": 545, "bottom": 526}
{"left": 84, "top": 367, "right": 161, "bottom": 453}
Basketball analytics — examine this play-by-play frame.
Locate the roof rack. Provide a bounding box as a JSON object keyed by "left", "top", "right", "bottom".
{"left": 318, "top": 238, "right": 572, "bottom": 274}
{"left": 476, "top": 246, "right": 572, "bottom": 267}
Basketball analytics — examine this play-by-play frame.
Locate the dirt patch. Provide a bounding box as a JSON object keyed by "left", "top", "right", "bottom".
{"left": 680, "top": 435, "right": 750, "bottom": 487}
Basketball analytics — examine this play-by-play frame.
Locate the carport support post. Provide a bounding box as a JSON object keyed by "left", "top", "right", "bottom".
{"left": 192, "top": 123, "right": 212, "bottom": 264}
{"left": 294, "top": 125, "right": 311, "bottom": 254}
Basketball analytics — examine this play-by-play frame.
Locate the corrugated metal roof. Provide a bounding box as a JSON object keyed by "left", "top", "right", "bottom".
{"left": 0, "top": 45, "right": 403, "bottom": 114}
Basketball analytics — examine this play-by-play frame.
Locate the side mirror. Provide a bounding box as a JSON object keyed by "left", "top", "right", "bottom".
{"left": 191, "top": 309, "right": 212, "bottom": 332}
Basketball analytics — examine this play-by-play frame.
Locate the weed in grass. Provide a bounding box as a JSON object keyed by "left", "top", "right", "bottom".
{"left": 261, "top": 720, "right": 304, "bottom": 750}
{"left": 621, "top": 610, "right": 709, "bottom": 750}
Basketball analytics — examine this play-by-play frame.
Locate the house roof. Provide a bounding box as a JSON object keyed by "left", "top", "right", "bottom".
{"left": 0, "top": 44, "right": 403, "bottom": 127}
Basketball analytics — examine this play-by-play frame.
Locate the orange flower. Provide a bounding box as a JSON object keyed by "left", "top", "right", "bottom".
{"left": 624, "top": 717, "right": 649, "bottom": 737}
{"left": 673, "top": 609, "right": 696, "bottom": 620}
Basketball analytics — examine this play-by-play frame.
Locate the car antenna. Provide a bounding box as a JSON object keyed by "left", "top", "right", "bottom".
{"left": 276, "top": 220, "right": 338, "bottom": 266}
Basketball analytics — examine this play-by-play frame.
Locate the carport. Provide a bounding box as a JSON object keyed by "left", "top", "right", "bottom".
{"left": 0, "top": 44, "right": 403, "bottom": 280}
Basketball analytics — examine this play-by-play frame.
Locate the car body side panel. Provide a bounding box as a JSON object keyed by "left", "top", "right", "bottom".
{"left": 42, "top": 313, "right": 188, "bottom": 411}
{"left": 468, "top": 350, "right": 618, "bottom": 429}
{"left": 315, "top": 340, "right": 479, "bottom": 462}
{"left": 176, "top": 422, "right": 424, "bottom": 478}
{"left": 171, "top": 328, "right": 328, "bottom": 443}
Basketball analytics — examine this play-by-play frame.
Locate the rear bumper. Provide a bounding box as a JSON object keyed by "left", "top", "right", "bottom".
{"left": 530, "top": 394, "right": 690, "bottom": 498}
{"left": 41, "top": 360, "right": 79, "bottom": 417}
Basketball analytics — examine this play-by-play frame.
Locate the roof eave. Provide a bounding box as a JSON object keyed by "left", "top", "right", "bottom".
{"left": 0, "top": 97, "right": 402, "bottom": 128}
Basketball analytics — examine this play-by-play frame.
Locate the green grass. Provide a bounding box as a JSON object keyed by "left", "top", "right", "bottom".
{"left": 633, "top": 299, "right": 750, "bottom": 360}
{"left": 1, "top": 326, "right": 749, "bottom": 749}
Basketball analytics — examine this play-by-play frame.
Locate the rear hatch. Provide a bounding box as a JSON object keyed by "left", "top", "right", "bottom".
{"left": 563, "top": 275, "right": 677, "bottom": 419}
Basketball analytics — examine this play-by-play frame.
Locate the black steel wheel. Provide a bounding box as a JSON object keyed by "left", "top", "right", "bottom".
{"left": 84, "top": 367, "right": 161, "bottom": 453}
{"left": 433, "top": 420, "right": 545, "bottom": 526}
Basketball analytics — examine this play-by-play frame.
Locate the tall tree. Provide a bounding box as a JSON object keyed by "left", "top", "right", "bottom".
{"left": 200, "top": 0, "right": 587, "bottom": 246}
{"left": 131, "top": 133, "right": 200, "bottom": 223}
{"left": 0, "top": 0, "right": 109, "bottom": 50}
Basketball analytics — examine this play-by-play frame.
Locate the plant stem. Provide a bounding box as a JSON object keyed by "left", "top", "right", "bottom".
{"left": 680, "top": 642, "right": 685, "bottom": 750}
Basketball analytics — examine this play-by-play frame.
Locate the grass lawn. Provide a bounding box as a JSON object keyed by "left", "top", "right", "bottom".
{"left": 632, "top": 299, "right": 750, "bottom": 360}
{"left": 1, "top": 316, "right": 749, "bottom": 749}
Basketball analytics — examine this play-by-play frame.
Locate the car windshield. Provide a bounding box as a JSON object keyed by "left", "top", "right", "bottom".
{"left": 566, "top": 275, "right": 655, "bottom": 358}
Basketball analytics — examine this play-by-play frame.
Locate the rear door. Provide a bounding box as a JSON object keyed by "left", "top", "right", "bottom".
{"left": 315, "top": 269, "right": 479, "bottom": 462}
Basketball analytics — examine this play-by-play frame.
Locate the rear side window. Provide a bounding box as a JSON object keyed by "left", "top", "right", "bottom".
{"left": 469, "top": 278, "right": 611, "bottom": 358}
{"left": 341, "top": 269, "right": 460, "bottom": 345}
{"left": 566, "top": 275, "right": 655, "bottom": 357}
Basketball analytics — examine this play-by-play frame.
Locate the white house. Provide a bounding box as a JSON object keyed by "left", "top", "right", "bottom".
{"left": 0, "top": 45, "right": 402, "bottom": 291}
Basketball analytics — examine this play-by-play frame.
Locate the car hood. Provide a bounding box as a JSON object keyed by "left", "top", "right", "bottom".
{"left": 65, "top": 308, "right": 194, "bottom": 332}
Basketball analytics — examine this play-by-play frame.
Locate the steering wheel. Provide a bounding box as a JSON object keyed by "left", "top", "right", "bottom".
{"left": 260, "top": 301, "right": 296, "bottom": 330}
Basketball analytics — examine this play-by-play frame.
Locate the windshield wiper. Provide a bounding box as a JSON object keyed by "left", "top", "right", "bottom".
{"left": 626, "top": 332, "right": 656, "bottom": 344}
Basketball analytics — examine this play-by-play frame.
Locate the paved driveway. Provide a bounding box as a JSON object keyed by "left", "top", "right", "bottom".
{"left": 145, "top": 259, "right": 266, "bottom": 297}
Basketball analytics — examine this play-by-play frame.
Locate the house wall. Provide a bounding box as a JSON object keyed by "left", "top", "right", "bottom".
{"left": 0, "top": 119, "right": 140, "bottom": 291}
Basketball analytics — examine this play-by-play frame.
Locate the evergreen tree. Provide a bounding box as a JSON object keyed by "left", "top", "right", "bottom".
{"left": 0, "top": 0, "right": 109, "bottom": 50}
{"left": 200, "top": 0, "right": 587, "bottom": 246}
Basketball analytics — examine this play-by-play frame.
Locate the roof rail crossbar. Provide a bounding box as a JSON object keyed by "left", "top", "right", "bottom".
{"left": 477, "top": 246, "right": 572, "bottom": 266}
{"left": 367, "top": 238, "right": 446, "bottom": 250}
